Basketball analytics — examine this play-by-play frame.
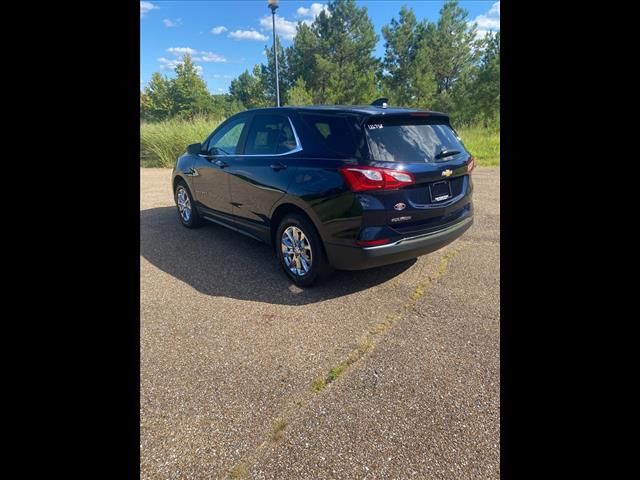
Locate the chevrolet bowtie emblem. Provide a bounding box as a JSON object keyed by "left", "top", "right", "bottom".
{"left": 442, "top": 169, "right": 453, "bottom": 177}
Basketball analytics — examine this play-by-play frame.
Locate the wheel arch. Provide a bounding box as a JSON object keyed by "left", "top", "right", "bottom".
{"left": 270, "top": 201, "right": 327, "bottom": 256}
{"left": 172, "top": 173, "right": 194, "bottom": 196}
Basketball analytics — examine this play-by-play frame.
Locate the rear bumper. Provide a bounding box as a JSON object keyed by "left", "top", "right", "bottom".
{"left": 324, "top": 216, "right": 473, "bottom": 271}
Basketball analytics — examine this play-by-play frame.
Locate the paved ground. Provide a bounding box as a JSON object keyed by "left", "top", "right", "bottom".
{"left": 140, "top": 167, "right": 499, "bottom": 479}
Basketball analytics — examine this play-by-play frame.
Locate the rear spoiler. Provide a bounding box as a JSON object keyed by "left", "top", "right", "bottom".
{"left": 365, "top": 111, "right": 452, "bottom": 127}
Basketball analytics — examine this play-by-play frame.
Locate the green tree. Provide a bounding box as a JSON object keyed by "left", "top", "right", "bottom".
{"left": 412, "top": 35, "right": 438, "bottom": 108}
{"left": 286, "top": 0, "right": 379, "bottom": 104}
{"left": 210, "top": 94, "right": 246, "bottom": 118}
{"left": 229, "top": 65, "right": 269, "bottom": 109}
{"left": 140, "top": 92, "right": 152, "bottom": 119}
{"left": 261, "top": 37, "right": 290, "bottom": 106}
{"left": 141, "top": 72, "right": 173, "bottom": 121}
{"left": 473, "top": 31, "right": 500, "bottom": 126}
{"left": 169, "top": 54, "right": 213, "bottom": 118}
{"left": 428, "top": 0, "right": 483, "bottom": 112}
{"left": 381, "top": 6, "right": 437, "bottom": 108}
{"left": 381, "top": 6, "right": 419, "bottom": 105}
{"left": 316, "top": 0, "right": 379, "bottom": 103}
{"left": 287, "top": 22, "right": 319, "bottom": 96}
{"left": 449, "top": 31, "right": 499, "bottom": 126}
{"left": 287, "top": 77, "right": 314, "bottom": 105}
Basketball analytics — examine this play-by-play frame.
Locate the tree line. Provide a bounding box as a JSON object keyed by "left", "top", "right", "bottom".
{"left": 141, "top": 0, "right": 499, "bottom": 127}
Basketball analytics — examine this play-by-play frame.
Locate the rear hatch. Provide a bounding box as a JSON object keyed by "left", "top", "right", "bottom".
{"left": 363, "top": 113, "right": 473, "bottom": 234}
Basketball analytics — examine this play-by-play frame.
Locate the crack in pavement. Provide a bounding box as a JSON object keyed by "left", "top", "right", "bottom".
{"left": 225, "top": 244, "right": 466, "bottom": 479}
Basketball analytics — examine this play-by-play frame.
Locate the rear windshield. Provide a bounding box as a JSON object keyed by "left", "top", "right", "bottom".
{"left": 365, "top": 117, "right": 466, "bottom": 163}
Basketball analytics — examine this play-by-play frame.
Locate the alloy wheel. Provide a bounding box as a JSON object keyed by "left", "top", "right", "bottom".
{"left": 176, "top": 186, "right": 192, "bottom": 223}
{"left": 281, "top": 226, "right": 313, "bottom": 276}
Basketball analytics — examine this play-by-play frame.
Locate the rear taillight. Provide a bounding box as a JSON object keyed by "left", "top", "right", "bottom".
{"left": 356, "top": 238, "right": 391, "bottom": 247}
{"left": 467, "top": 156, "right": 475, "bottom": 173}
{"left": 339, "top": 166, "right": 415, "bottom": 192}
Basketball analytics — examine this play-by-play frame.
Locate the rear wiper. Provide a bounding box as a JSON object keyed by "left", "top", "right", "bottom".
{"left": 434, "top": 148, "right": 461, "bottom": 160}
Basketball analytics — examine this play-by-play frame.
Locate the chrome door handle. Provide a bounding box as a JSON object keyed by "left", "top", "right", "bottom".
{"left": 270, "top": 163, "right": 287, "bottom": 171}
{"left": 215, "top": 160, "right": 229, "bottom": 168}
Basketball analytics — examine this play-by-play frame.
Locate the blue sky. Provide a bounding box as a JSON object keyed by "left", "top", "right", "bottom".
{"left": 141, "top": 0, "right": 500, "bottom": 94}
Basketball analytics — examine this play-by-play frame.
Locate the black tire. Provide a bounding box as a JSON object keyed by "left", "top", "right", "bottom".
{"left": 174, "top": 180, "right": 203, "bottom": 228}
{"left": 276, "top": 214, "right": 332, "bottom": 287}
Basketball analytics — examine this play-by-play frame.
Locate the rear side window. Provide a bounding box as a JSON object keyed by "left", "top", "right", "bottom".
{"left": 244, "top": 114, "right": 298, "bottom": 155}
{"left": 365, "top": 117, "right": 466, "bottom": 163}
{"left": 300, "top": 114, "right": 361, "bottom": 158}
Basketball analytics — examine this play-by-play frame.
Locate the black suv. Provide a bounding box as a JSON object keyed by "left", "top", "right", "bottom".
{"left": 172, "top": 104, "right": 474, "bottom": 286}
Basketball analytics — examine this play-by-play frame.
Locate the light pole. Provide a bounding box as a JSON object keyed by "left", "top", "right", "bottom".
{"left": 268, "top": 0, "right": 280, "bottom": 107}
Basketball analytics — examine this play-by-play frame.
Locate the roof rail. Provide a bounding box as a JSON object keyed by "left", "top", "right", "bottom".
{"left": 371, "top": 98, "right": 389, "bottom": 108}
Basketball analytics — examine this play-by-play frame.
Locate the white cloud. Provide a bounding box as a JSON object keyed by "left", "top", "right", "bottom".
{"left": 140, "top": 1, "right": 158, "bottom": 18}
{"left": 167, "top": 47, "right": 198, "bottom": 56}
{"left": 158, "top": 57, "right": 181, "bottom": 70}
{"left": 199, "top": 51, "right": 227, "bottom": 63}
{"left": 217, "top": 88, "right": 225, "bottom": 92}
{"left": 471, "top": 1, "right": 500, "bottom": 39}
{"left": 211, "top": 26, "right": 228, "bottom": 35}
{"left": 228, "top": 29, "right": 268, "bottom": 41}
{"left": 161, "top": 47, "right": 226, "bottom": 73}
{"left": 259, "top": 15, "right": 298, "bottom": 41}
{"left": 163, "top": 18, "right": 181, "bottom": 28}
{"left": 158, "top": 57, "right": 203, "bottom": 75}
{"left": 296, "top": 3, "right": 328, "bottom": 19}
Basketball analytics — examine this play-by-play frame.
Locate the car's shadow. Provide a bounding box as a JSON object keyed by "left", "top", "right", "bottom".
{"left": 141, "top": 207, "right": 416, "bottom": 305}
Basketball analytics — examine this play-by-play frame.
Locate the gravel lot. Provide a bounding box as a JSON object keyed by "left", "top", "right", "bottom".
{"left": 140, "top": 167, "right": 499, "bottom": 479}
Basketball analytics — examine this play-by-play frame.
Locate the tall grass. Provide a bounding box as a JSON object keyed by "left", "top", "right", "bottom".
{"left": 140, "top": 115, "right": 223, "bottom": 168}
{"left": 457, "top": 126, "right": 500, "bottom": 166}
{"left": 140, "top": 116, "right": 500, "bottom": 168}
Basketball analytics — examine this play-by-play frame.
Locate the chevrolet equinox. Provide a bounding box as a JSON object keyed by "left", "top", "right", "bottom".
{"left": 172, "top": 103, "right": 474, "bottom": 286}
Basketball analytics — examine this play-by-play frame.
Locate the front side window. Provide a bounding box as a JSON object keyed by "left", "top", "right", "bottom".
{"left": 206, "top": 118, "right": 247, "bottom": 155}
{"left": 243, "top": 115, "right": 298, "bottom": 155}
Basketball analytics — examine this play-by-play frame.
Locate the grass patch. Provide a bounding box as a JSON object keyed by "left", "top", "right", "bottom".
{"left": 328, "top": 363, "right": 347, "bottom": 382}
{"left": 410, "top": 280, "right": 430, "bottom": 301}
{"left": 311, "top": 377, "right": 326, "bottom": 392}
{"left": 411, "top": 249, "right": 459, "bottom": 300}
{"left": 438, "top": 249, "right": 458, "bottom": 273}
{"left": 457, "top": 126, "right": 500, "bottom": 166}
{"left": 312, "top": 337, "right": 375, "bottom": 392}
{"left": 271, "top": 419, "right": 287, "bottom": 442}
{"left": 228, "top": 463, "right": 248, "bottom": 479}
{"left": 140, "top": 116, "right": 223, "bottom": 168}
{"left": 369, "top": 322, "right": 390, "bottom": 334}
{"left": 357, "top": 337, "right": 373, "bottom": 355}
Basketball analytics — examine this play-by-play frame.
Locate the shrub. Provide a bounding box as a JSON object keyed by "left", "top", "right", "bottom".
{"left": 140, "top": 115, "right": 224, "bottom": 167}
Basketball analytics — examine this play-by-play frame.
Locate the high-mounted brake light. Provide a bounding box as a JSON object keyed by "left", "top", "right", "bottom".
{"left": 467, "top": 156, "right": 475, "bottom": 174}
{"left": 339, "top": 166, "right": 415, "bottom": 192}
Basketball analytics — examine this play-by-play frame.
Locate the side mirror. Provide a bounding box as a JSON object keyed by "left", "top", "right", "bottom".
{"left": 187, "top": 143, "right": 203, "bottom": 155}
